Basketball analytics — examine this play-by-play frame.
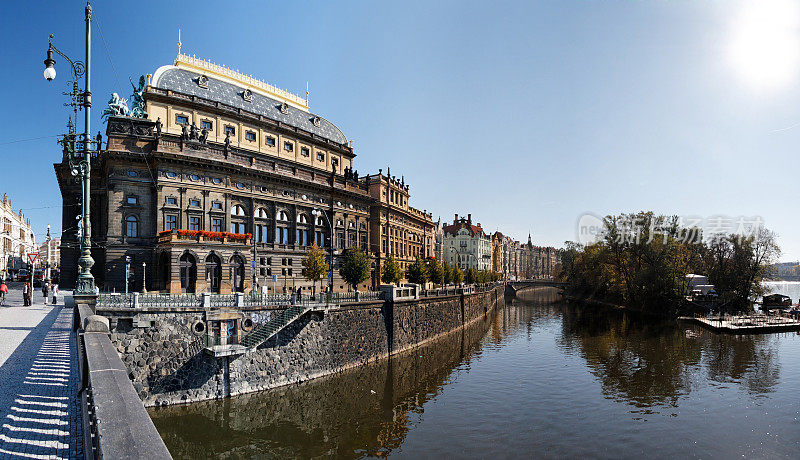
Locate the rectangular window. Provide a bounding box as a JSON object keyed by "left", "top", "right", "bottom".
{"left": 245, "top": 131, "right": 256, "bottom": 142}
{"left": 277, "top": 227, "right": 288, "bottom": 244}
{"left": 176, "top": 115, "right": 189, "bottom": 125}
{"left": 165, "top": 214, "right": 177, "bottom": 231}
{"left": 211, "top": 218, "right": 222, "bottom": 233}
{"left": 283, "top": 141, "right": 293, "bottom": 152}
{"left": 189, "top": 216, "right": 200, "bottom": 231}
{"left": 331, "top": 158, "right": 339, "bottom": 168}
{"left": 126, "top": 195, "right": 138, "bottom": 205}
{"left": 257, "top": 224, "right": 269, "bottom": 243}
{"left": 201, "top": 120, "right": 213, "bottom": 130}
{"left": 260, "top": 268, "right": 266, "bottom": 277}
{"left": 317, "top": 153, "right": 325, "bottom": 161}
{"left": 336, "top": 232, "right": 344, "bottom": 249}
{"left": 287, "top": 268, "right": 292, "bottom": 277}
{"left": 212, "top": 202, "right": 223, "bottom": 210}
{"left": 225, "top": 125, "right": 236, "bottom": 136}
{"left": 231, "top": 222, "right": 246, "bottom": 234}
{"left": 166, "top": 197, "right": 177, "bottom": 205}
{"left": 189, "top": 199, "right": 201, "bottom": 207}
{"left": 301, "top": 147, "right": 310, "bottom": 157}
{"left": 265, "top": 136, "right": 276, "bottom": 147}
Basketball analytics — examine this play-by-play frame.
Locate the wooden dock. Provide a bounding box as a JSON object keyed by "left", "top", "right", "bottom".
{"left": 679, "top": 315, "right": 800, "bottom": 334}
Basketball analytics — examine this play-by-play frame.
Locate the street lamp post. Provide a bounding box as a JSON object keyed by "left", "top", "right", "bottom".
{"left": 124, "top": 256, "right": 130, "bottom": 294}
{"left": 44, "top": 2, "right": 97, "bottom": 304}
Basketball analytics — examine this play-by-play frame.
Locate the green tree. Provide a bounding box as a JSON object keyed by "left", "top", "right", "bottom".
{"left": 406, "top": 257, "right": 429, "bottom": 285}
{"left": 381, "top": 255, "right": 402, "bottom": 285}
{"left": 465, "top": 268, "right": 476, "bottom": 284}
{"left": 427, "top": 257, "right": 444, "bottom": 287}
{"left": 442, "top": 260, "right": 453, "bottom": 285}
{"left": 339, "top": 247, "right": 371, "bottom": 291}
{"left": 302, "top": 244, "right": 327, "bottom": 294}
{"left": 453, "top": 265, "right": 464, "bottom": 284}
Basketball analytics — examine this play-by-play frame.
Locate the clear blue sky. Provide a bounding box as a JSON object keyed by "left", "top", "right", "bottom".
{"left": 2, "top": 0, "right": 799, "bottom": 260}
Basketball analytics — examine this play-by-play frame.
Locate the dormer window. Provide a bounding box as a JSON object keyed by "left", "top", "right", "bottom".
{"left": 176, "top": 115, "right": 189, "bottom": 125}
{"left": 317, "top": 153, "right": 325, "bottom": 162}
{"left": 280, "top": 102, "right": 289, "bottom": 114}
{"left": 245, "top": 131, "right": 256, "bottom": 142}
{"left": 225, "top": 126, "right": 236, "bottom": 136}
{"left": 301, "top": 147, "right": 310, "bottom": 157}
{"left": 197, "top": 75, "right": 209, "bottom": 88}
{"left": 242, "top": 89, "right": 253, "bottom": 102}
{"left": 201, "top": 120, "right": 213, "bottom": 130}
{"left": 188, "top": 174, "right": 200, "bottom": 181}
{"left": 312, "top": 116, "right": 321, "bottom": 127}
{"left": 265, "top": 136, "right": 276, "bottom": 147}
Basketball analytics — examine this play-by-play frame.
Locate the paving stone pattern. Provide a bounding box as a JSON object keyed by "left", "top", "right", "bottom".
{"left": 0, "top": 284, "right": 82, "bottom": 459}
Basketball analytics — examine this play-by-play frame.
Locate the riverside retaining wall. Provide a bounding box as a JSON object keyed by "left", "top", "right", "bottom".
{"left": 99, "top": 286, "right": 504, "bottom": 407}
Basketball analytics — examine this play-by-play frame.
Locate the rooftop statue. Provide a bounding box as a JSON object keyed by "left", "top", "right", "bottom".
{"left": 128, "top": 75, "right": 148, "bottom": 118}
{"left": 101, "top": 93, "right": 130, "bottom": 120}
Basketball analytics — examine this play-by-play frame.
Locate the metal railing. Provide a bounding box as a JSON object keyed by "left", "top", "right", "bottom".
{"left": 96, "top": 284, "right": 501, "bottom": 309}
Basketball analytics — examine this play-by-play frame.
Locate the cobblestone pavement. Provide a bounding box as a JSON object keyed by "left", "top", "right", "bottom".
{"left": 0, "top": 284, "right": 82, "bottom": 459}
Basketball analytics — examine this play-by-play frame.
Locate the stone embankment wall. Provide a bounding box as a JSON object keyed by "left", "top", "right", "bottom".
{"left": 99, "top": 286, "right": 504, "bottom": 406}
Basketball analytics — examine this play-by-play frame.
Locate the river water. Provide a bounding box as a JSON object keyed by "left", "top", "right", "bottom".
{"left": 149, "top": 288, "right": 800, "bottom": 458}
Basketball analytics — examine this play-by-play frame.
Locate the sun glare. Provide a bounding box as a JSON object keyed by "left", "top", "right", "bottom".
{"left": 728, "top": 0, "right": 800, "bottom": 91}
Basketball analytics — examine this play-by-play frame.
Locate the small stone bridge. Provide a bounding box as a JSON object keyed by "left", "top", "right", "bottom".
{"left": 506, "top": 279, "right": 567, "bottom": 296}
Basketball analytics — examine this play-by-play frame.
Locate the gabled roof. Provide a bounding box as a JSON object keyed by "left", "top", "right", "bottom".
{"left": 443, "top": 222, "right": 485, "bottom": 237}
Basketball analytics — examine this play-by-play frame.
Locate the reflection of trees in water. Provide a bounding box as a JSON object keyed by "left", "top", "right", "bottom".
{"left": 557, "top": 304, "right": 699, "bottom": 408}
{"left": 556, "top": 303, "right": 782, "bottom": 408}
{"left": 702, "top": 332, "right": 781, "bottom": 395}
{"left": 150, "top": 308, "right": 497, "bottom": 459}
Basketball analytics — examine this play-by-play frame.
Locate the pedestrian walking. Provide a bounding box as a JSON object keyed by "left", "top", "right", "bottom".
{"left": 52, "top": 284, "right": 58, "bottom": 304}
{"left": 0, "top": 281, "right": 7, "bottom": 306}
{"left": 23, "top": 283, "right": 30, "bottom": 306}
{"left": 42, "top": 283, "right": 50, "bottom": 306}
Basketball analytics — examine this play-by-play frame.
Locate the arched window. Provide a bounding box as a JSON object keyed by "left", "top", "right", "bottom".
{"left": 230, "top": 205, "right": 248, "bottom": 234}
{"left": 297, "top": 214, "right": 309, "bottom": 224}
{"left": 276, "top": 210, "right": 290, "bottom": 244}
{"left": 205, "top": 253, "right": 222, "bottom": 293}
{"left": 230, "top": 254, "right": 245, "bottom": 293}
{"left": 125, "top": 215, "right": 138, "bottom": 238}
{"left": 255, "top": 207, "right": 271, "bottom": 243}
{"left": 315, "top": 216, "right": 324, "bottom": 226}
{"left": 179, "top": 252, "right": 196, "bottom": 293}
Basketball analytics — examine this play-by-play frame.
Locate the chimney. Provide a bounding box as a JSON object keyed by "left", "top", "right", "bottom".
{"left": 467, "top": 214, "right": 472, "bottom": 224}
{"left": 454, "top": 213, "right": 458, "bottom": 224}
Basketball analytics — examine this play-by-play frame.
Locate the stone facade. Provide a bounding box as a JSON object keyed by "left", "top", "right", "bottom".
{"left": 365, "top": 170, "right": 435, "bottom": 284}
{"left": 0, "top": 194, "right": 36, "bottom": 279}
{"left": 56, "top": 54, "right": 373, "bottom": 293}
{"left": 101, "top": 287, "right": 504, "bottom": 406}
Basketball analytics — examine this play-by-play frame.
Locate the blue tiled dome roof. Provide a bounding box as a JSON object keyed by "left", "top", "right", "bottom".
{"left": 152, "top": 67, "right": 348, "bottom": 145}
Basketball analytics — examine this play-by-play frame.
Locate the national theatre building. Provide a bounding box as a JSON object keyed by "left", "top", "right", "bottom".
{"left": 56, "top": 54, "right": 374, "bottom": 293}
